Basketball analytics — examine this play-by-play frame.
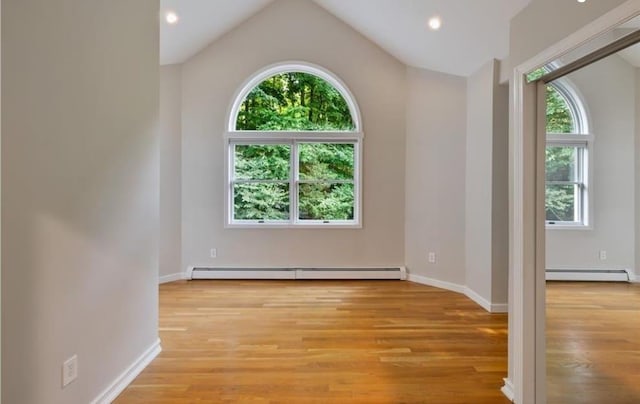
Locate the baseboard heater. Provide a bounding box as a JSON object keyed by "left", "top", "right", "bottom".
{"left": 546, "top": 269, "right": 630, "bottom": 282}
{"left": 187, "top": 266, "right": 407, "bottom": 280}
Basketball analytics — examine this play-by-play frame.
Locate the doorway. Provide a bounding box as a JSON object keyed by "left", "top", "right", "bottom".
{"left": 509, "top": 7, "right": 640, "bottom": 403}
{"left": 536, "top": 41, "right": 640, "bottom": 403}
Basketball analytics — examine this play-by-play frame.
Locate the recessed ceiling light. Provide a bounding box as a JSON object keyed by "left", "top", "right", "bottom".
{"left": 428, "top": 16, "right": 442, "bottom": 31}
{"left": 165, "top": 11, "right": 179, "bottom": 25}
{"left": 577, "top": 0, "right": 586, "bottom": 3}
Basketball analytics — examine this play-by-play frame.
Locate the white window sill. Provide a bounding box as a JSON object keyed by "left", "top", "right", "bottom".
{"left": 225, "top": 222, "right": 362, "bottom": 230}
{"left": 545, "top": 224, "right": 592, "bottom": 231}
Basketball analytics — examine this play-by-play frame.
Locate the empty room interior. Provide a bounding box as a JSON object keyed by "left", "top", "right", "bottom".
{"left": 1, "top": 0, "right": 640, "bottom": 403}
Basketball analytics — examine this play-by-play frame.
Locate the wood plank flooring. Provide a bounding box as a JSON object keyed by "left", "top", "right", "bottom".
{"left": 115, "top": 280, "right": 509, "bottom": 403}
{"left": 547, "top": 281, "right": 640, "bottom": 404}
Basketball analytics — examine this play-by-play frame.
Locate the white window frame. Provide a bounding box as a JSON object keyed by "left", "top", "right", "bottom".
{"left": 224, "top": 62, "right": 363, "bottom": 229}
{"left": 545, "top": 79, "right": 592, "bottom": 229}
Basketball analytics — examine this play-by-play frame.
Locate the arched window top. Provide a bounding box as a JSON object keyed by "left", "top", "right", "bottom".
{"left": 229, "top": 62, "right": 362, "bottom": 132}
{"left": 547, "top": 82, "right": 590, "bottom": 134}
{"left": 528, "top": 66, "right": 590, "bottom": 134}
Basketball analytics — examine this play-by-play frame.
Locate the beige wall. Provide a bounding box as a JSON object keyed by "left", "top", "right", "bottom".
{"left": 492, "top": 82, "right": 510, "bottom": 304}
{"left": 181, "top": 0, "right": 406, "bottom": 270}
{"left": 464, "top": 60, "right": 509, "bottom": 306}
{"left": 465, "top": 61, "right": 494, "bottom": 300}
{"left": 160, "top": 65, "right": 182, "bottom": 278}
{"left": 546, "top": 56, "right": 636, "bottom": 272}
{"left": 2, "top": 1, "right": 159, "bottom": 403}
{"left": 509, "top": 0, "right": 628, "bottom": 72}
{"left": 636, "top": 68, "right": 640, "bottom": 279}
{"left": 404, "top": 67, "right": 467, "bottom": 285}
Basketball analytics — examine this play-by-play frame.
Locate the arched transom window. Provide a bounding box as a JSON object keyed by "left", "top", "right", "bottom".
{"left": 226, "top": 62, "right": 362, "bottom": 227}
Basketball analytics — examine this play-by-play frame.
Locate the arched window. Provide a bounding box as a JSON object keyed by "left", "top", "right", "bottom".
{"left": 225, "top": 62, "right": 362, "bottom": 227}
{"left": 530, "top": 68, "right": 591, "bottom": 227}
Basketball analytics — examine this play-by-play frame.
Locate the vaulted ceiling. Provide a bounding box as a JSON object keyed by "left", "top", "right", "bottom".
{"left": 160, "top": 0, "right": 532, "bottom": 76}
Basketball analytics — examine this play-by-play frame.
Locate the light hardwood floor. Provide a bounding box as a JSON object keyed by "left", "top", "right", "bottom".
{"left": 547, "top": 281, "right": 640, "bottom": 404}
{"left": 115, "top": 280, "right": 509, "bottom": 403}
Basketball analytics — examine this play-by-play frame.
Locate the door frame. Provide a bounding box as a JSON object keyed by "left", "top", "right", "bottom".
{"left": 506, "top": 1, "right": 640, "bottom": 402}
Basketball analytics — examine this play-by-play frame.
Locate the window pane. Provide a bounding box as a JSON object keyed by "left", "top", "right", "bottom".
{"left": 233, "top": 183, "right": 289, "bottom": 221}
{"left": 235, "top": 72, "right": 355, "bottom": 131}
{"left": 299, "top": 143, "right": 354, "bottom": 180}
{"left": 298, "top": 183, "right": 354, "bottom": 221}
{"left": 546, "top": 184, "right": 577, "bottom": 222}
{"left": 234, "top": 144, "right": 290, "bottom": 180}
{"left": 546, "top": 146, "right": 578, "bottom": 182}
{"left": 546, "top": 85, "right": 575, "bottom": 134}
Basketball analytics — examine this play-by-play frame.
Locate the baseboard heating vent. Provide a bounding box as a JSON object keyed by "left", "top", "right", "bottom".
{"left": 188, "top": 267, "right": 407, "bottom": 281}
{"left": 546, "top": 269, "right": 630, "bottom": 282}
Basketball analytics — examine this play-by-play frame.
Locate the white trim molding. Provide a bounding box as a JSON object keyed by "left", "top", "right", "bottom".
{"left": 187, "top": 266, "right": 407, "bottom": 281}
{"left": 501, "top": 378, "right": 515, "bottom": 402}
{"left": 464, "top": 287, "right": 508, "bottom": 313}
{"left": 159, "top": 272, "right": 186, "bottom": 284}
{"left": 407, "top": 273, "right": 508, "bottom": 313}
{"left": 546, "top": 268, "right": 629, "bottom": 282}
{"left": 407, "top": 273, "right": 466, "bottom": 294}
{"left": 90, "top": 339, "right": 161, "bottom": 404}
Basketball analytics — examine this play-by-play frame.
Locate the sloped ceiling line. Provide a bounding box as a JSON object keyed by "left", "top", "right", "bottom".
{"left": 160, "top": 0, "right": 532, "bottom": 77}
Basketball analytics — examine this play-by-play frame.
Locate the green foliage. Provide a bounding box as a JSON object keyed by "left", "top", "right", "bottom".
{"left": 546, "top": 86, "right": 574, "bottom": 133}
{"left": 298, "top": 143, "right": 355, "bottom": 221}
{"left": 236, "top": 72, "right": 355, "bottom": 131}
{"left": 545, "top": 147, "right": 577, "bottom": 222}
{"left": 233, "top": 145, "right": 291, "bottom": 220}
{"left": 299, "top": 183, "right": 354, "bottom": 220}
{"left": 233, "top": 73, "right": 356, "bottom": 221}
{"left": 234, "top": 183, "right": 290, "bottom": 220}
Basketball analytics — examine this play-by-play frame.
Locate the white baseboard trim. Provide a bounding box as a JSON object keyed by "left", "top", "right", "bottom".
{"left": 463, "top": 287, "right": 508, "bottom": 313}
{"left": 90, "top": 338, "right": 161, "bottom": 404}
{"left": 625, "top": 269, "right": 638, "bottom": 283}
{"left": 159, "top": 272, "right": 186, "bottom": 284}
{"left": 187, "top": 266, "right": 406, "bottom": 281}
{"left": 501, "top": 378, "right": 515, "bottom": 402}
{"left": 546, "top": 268, "right": 629, "bottom": 282}
{"left": 407, "top": 273, "right": 466, "bottom": 294}
{"left": 408, "top": 274, "right": 508, "bottom": 313}
{"left": 490, "top": 302, "right": 509, "bottom": 313}
{"left": 463, "top": 287, "right": 493, "bottom": 312}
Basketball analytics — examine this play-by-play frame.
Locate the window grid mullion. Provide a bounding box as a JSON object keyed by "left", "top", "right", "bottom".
{"left": 546, "top": 181, "right": 581, "bottom": 186}
{"left": 297, "top": 180, "right": 355, "bottom": 184}
{"left": 233, "top": 180, "right": 291, "bottom": 184}
{"left": 291, "top": 141, "right": 298, "bottom": 225}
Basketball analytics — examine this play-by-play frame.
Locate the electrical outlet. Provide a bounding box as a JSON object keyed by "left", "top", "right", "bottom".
{"left": 62, "top": 355, "right": 78, "bottom": 387}
{"left": 599, "top": 250, "right": 607, "bottom": 261}
{"left": 210, "top": 248, "right": 217, "bottom": 258}
{"left": 428, "top": 252, "right": 436, "bottom": 264}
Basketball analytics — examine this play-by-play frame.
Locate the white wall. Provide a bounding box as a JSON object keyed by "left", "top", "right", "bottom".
{"left": 160, "top": 65, "right": 182, "bottom": 279}
{"left": 2, "top": 1, "right": 159, "bottom": 403}
{"left": 546, "top": 56, "right": 636, "bottom": 272}
{"left": 181, "top": 0, "right": 406, "bottom": 270}
{"left": 405, "top": 67, "right": 467, "bottom": 285}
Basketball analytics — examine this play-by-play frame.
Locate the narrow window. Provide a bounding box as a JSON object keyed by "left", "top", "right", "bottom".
{"left": 530, "top": 68, "right": 591, "bottom": 227}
